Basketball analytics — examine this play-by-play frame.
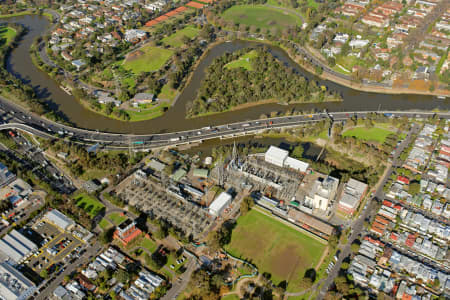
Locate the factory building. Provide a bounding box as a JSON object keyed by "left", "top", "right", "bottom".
{"left": 209, "top": 192, "right": 232, "bottom": 217}
{"left": 0, "top": 261, "right": 36, "bottom": 300}
{"left": 43, "top": 209, "right": 75, "bottom": 232}
{"left": 0, "top": 230, "right": 38, "bottom": 264}
{"left": 338, "top": 178, "right": 368, "bottom": 215}
{"left": 264, "top": 146, "right": 309, "bottom": 172}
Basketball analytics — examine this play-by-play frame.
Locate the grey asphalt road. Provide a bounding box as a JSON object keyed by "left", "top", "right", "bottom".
{"left": 162, "top": 258, "right": 198, "bottom": 300}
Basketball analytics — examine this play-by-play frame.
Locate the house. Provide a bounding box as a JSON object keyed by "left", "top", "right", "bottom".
{"left": 61, "top": 51, "right": 73, "bottom": 61}
{"left": 413, "top": 66, "right": 429, "bottom": 80}
{"left": 72, "top": 59, "right": 86, "bottom": 71}
{"left": 349, "top": 38, "right": 369, "bottom": 48}
{"left": 131, "top": 93, "right": 155, "bottom": 107}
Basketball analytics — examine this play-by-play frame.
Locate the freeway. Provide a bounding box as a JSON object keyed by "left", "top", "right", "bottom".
{"left": 0, "top": 98, "right": 449, "bottom": 150}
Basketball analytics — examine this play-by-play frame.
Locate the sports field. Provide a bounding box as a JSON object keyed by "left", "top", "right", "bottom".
{"left": 221, "top": 5, "right": 301, "bottom": 31}
{"left": 162, "top": 25, "right": 200, "bottom": 48}
{"left": 342, "top": 127, "right": 394, "bottom": 143}
{"left": 75, "top": 193, "right": 105, "bottom": 218}
{"left": 0, "top": 26, "right": 16, "bottom": 48}
{"left": 123, "top": 45, "right": 173, "bottom": 74}
{"left": 225, "top": 50, "right": 258, "bottom": 71}
{"left": 225, "top": 209, "right": 325, "bottom": 291}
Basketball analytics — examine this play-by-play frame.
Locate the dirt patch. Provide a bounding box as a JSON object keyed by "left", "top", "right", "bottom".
{"left": 126, "top": 50, "right": 144, "bottom": 62}
{"left": 268, "top": 244, "right": 306, "bottom": 279}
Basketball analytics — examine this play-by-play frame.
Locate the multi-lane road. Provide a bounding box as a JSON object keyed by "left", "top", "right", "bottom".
{"left": 1, "top": 97, "right": 449, "bottom": 150}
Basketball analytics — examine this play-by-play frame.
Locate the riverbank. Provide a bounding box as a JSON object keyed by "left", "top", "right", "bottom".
{"left": 0, "top": 10, "right": 53, "bottom": 22}
{"left": 188, "top": 96, "right": 342, "bottom": 119}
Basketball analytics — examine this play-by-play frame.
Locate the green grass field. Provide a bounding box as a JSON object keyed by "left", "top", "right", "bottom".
{"left": 221, "top": 295, "right": 240, "bottom": 300}
{"left": 0, "top": 26, "right": 16, "bottom": 48}
{"left": 99, "top": 219, "right": 112, "bottom": 230}
{"left": 75, "top": 193, "right": 105, "bottom": 218}
{"left": 162, "top": 25, "right": 200, "bottom": 48}
{"left": 141, "top": 237, "right": 158, "bottom": 253}
{"left": 225, "top": 50, "right": 258, "bottom": 71}
{"left": 108, "top": 212, "right": 128, "bottom": 225}
{"left": 123, "top": 45, "right": 173, "bottom": 74}
{"left": 221, "top": 5, "right": 301, "bottom": 31}
{"left": 225, "top": 209, "right": 325, "bottom": 292}
{"left": 342, "top": 127, "right": 394, "bottom": 143}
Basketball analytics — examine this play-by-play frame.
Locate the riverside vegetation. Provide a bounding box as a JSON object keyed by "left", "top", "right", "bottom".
{"left": 188, "top": 48, "right": 341, "bottom": 117}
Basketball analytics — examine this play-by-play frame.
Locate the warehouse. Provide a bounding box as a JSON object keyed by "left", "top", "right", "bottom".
{"left": 264, "top": 146, "right": 289, "bottom": 167}
{"left": 209, "top": 192, "right": 232, "bottom": 217}
{"left": 284, "top": 157, "right": 309, "bottom": 173}
{"left": 43, "top": 209, "right": 75, "bottom": 231}
{"left": 0, "top": 230, "right": 38, "bottom": 264}
{"left": 0, "top": 261, "right": 36, "bottom": 300}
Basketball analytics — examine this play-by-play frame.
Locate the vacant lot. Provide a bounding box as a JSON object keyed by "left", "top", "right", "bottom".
{"left": 225, "top": 50, "right": 258, "bottom": 71}
{"left": 221, "top": 5, "right": 301, "bottom": 31}
{"left": 162, "top": 25, "right": 200, "bottom": 48}
{"left": 75, "top": 194, "right": 105, "bottom": 218}
{"left": 123, "top": 45, "right": 174, "bottom": 74}
{"left": 342, "top": 126, "right": 394, "bottom": 143}
{"left": 0, "top": 26, "right": 16, "bottom": 48}
{"left": 225, "top": 209, "right": 325, "bottom": 291}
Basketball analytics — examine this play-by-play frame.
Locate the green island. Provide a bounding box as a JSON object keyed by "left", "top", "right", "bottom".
{"left": 189, "top": 48, "right": 341, "bottom": 117}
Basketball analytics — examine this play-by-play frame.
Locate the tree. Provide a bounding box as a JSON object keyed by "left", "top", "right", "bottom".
{"left": 116, "top": 269, "right": 131, "bottom": 283}
{"left": 291, "top": 144, "right": 304, "bottom": 159}
{"left": 100, "top": 227, "right": 115, "bottom": 244}
{"left": 240, "top": 197, "right": 254, "bottom": 216}
{"left": 409, "top": 181, "right": 420, "bottom": 195}
{"left": 40, "top": 269, "right": 48, "bottom": 279}
{"left": 351, "top": 242, "right": 360, "bottom": 253}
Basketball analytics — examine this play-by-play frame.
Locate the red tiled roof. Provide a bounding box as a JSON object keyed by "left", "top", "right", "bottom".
{"left": 383, "top": 200, "right": 393, "bottom": 207}
{"left": 397, "top": 176, "right": 410, "bottom": 185}
{"left": 186, "top": 1, "right": 205, "bottom": 8}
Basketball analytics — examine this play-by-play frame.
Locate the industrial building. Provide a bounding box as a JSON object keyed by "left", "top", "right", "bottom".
{"left": 264, "top": 146, "right": 309, "bottom": 172}
{"left": 113, "top": 219, "right": 142, "bottom": 246}
{"left": 43, "top": 209, "right": 75, "bottom": 231}
{"left": 0, "top": 261, "right": 36, "bottom": 300}
{"left": 287, "top": 208, "right": 335, "bottom": 240}
{"left": 209, "top": 192, "right": 232, "bottom": 217}
{"left": 304, "top": 175, "right": 339, "bottom": 211}
{"left": 0, "top": 230, "right": 38, "bottom": 264}
{"left": 0, "top": 163, "right": 16, "bottom": 189}
{"left": 338, "top": 178, "right": 368, "bottom": 215}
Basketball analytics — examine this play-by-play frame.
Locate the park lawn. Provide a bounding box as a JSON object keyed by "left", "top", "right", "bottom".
{"left": 99, "top": 219, "right": 112, "bottom": 230}
{"left": 108, "top": 212, "right": 127, "bottom": 225}
{"left": 123, "top": 45, "right": 173, "bottom": 74}
{"left": 225, "top": 209, "right": 325, "bottom": 292}
{"left": 141, "top": 237, "right": 158, "bottom": 253}
{"left": 221, "top": 5, "right": 301, "bottom": 31}
{"left": 126, "top": 103, "right": 169, "bottom": 121}
{"left": 0, "top": 26, "right": 16, "bottom": 48}
{"left": 221, "top": 295, "right": 240, "bottom": 300}
{"left": 342, "top": 126, "right": 394, "bottom": 143}
{"left": 75, "top": 193, "right": 105, "bottom": 218}
{"left": 162, "top": 25, "right": 200, "bottom": 48}
{"left": 225, "top": 50, "right": 258, "bottom": 71}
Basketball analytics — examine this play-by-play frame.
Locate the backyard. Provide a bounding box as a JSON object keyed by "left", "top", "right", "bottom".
{"left": 123, "top": 45, "right": 174, "bottom": 74}
{"left": 221, "top": 5, "right": 301, "bottom": 31}
{"left": 225, "top": 209, "right": 326, "bottom": 292}
{"left": 162, "top": 25, "right": 200, "bottom": 48}
{"left": 75, "top": 193, "right": 105, "bottom": 218}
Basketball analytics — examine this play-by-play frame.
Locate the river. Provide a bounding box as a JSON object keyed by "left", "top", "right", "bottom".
{"left": 4, "top": 15, "right": 450, "bottom": 134}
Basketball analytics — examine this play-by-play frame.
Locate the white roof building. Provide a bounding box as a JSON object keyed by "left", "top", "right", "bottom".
{"left": 209, "top": 192, "right": 232, "bottom": 217}
{"left": 284, "top": 157, "right": 309, "bottom": 173}
{"left": 43, "top": 209, "right": 75, "bottom": 231}
{"left": 265, "top": 146, "right": 288, "bottom": 167}
{"left": 0, "top": 262, "right": 36, "bottom": 300}
{"left": 0, "top": 230, "right": 38, "bottom": 264}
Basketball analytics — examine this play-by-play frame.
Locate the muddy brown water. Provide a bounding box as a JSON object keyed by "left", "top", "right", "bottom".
{"left": 4, "top": 15, "right": 450, "bottom": 134}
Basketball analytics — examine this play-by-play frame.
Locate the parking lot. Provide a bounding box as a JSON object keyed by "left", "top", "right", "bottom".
{"left": 27, "top": 220, "right": 84, "bottom": 276}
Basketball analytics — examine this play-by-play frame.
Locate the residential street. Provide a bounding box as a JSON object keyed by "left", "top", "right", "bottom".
{"left": 317, "top": 123, "right": 420, "bottom": 299}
